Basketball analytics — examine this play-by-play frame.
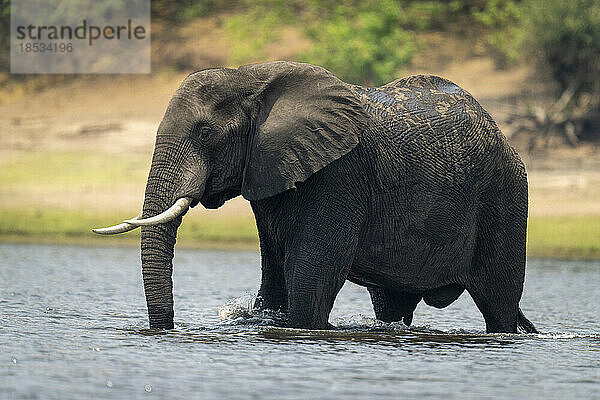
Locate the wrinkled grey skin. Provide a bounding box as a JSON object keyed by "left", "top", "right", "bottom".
{"left": 139, "top": 61, "right": 537, "bottom": 333}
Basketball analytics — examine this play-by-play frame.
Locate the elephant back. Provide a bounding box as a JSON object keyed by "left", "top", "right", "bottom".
{"left": 349, "top": 75, "right": 511, "bottom": 197}
{"left": 350, "top": 75, "right": 485, "bottom": 124}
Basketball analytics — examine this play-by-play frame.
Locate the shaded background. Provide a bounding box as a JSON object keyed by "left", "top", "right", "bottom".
{"left": 0, "top": 0, "right": 598, "bottom": 258}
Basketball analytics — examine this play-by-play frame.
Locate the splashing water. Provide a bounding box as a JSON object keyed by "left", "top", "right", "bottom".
{"left": 217, "top": 298, "right": 464, "bottom": 334}
{"left": 218, "top": 293, "right": 256, "bottom": 320}
{"left": 218, "top": 294, "right": 287, "bottom": 326}
{"left": 218, "top": 296, "right": 415, "bottom": 331}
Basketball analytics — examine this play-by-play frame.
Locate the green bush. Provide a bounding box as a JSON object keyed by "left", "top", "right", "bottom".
{"left": 151, "top": 0, "right": 222, "bottom": 22}
{"left": 471, "top": 0, "right": 524, "bottom": 63}
{"left": 523, "top": 0, "right": 600, "bottom": 94}
{"left": 302, "top": 1, "right": 417, "bottom": 85}
{"left": 225, "top": 6, "right": 288, "bottom": 65}
{"left": 471, "top": 0, "right": 599, "bottom": 95}
{"left": 226, "top": 0, "right": 454, "bottom": 85}
{"left": 0, "top": 0, "right": 10, "bottom": 73}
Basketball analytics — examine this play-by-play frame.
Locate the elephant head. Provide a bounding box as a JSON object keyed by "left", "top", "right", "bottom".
{"left": 93, "top": 61, "right": 368, "bottom": 328}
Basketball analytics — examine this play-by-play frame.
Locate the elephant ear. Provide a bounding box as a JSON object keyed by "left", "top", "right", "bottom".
{"left": 239, "top": 61, "right": 368, "bottom": 201}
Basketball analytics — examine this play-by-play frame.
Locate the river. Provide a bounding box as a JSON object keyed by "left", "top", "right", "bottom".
{"left": 0, "top": 243, "right": 598, "bottom": 399}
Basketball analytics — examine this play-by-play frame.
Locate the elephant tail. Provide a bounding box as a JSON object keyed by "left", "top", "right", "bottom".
{"left": 517, "top": 308, "right": 538, "bottom": 333}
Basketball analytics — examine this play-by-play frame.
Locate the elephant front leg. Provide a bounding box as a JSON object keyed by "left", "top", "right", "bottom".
{"left": 255, "top": 258, "right": 287, "bottom": 312}
{"left": 285, "top": 256, "right": 353, "bottom": 330}
{"left": 368, "top": 287, "right": 421, "bottom": 326}
{"left": 284, "top": 218, "right": 362, "bottom": 329}
{"left": 254, "top": 224, "right": 287, "bottom": 312}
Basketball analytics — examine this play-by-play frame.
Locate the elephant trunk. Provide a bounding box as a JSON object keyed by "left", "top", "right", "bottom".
{"left": 139, "top": 139, "right": 204, "bottom": 329}
{"left": 141, "top": 223, "right": 179, "bottom": 329}
{"left": 140, "top": 170, "right": 182, "bottom": 329}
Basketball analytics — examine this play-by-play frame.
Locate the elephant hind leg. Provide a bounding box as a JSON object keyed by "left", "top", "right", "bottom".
{"left": 467, "top": 228, "right": 525, "bottom": 333}
{"left": 468, "top": 283, "right": 521, "bottom": 333}
{"left": 468, "top": 183, "right": 528, "bottom": 333}
{"left": 368, "top": 287, "right": 421, "bottom": 326}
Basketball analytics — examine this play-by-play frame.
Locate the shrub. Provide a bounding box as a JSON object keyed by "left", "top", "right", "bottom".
{"left": 471, "top": 0, "right": 524, "bottom": 63}
{"left": 226, "top": 0, "right": 453, "bottom": 85}
{"left": 302, "top": 1, "right": 417, "bottom": 85}
{"left": 151, "top": 0, "right": 222, "bottom": 22}
{"left": 523, "top": 0, "right": 600, "bottom": 94}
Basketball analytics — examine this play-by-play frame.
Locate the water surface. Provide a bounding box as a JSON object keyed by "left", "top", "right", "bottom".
{"left": 1, "top": 243, "right": 598, "bottom": 399}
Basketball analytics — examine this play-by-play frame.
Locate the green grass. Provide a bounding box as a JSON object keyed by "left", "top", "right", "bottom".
{"left": 0, "top": 151, "right": 150, "bottom": 191}
{"left": 0, "top": 208, "right": 259, "bottom": 250}
{"left": 1, "top": 208, "right": 599, "bottom": 259}
{"left": 0, "top": 151, "right": 259, "bottom": 249}
{"left": 527, "top": 216, "right": 600, "bottom": 259}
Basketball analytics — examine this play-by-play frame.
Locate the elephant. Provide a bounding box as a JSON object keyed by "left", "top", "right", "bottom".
{"left": 93, "top": 61, "right": 538, "bottom": 334}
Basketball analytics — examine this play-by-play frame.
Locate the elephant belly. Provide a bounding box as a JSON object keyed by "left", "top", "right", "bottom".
{"left": 351, "top": 189, "right": 478, "bottom": 291}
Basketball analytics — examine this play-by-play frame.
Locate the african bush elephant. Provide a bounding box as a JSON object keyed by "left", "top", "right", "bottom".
{"left": 94, "top": 61, "right": 538, "bottom": 333}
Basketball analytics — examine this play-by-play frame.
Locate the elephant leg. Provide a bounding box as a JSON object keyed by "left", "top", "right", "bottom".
{"left": 284, "top": 249, "right": 354, "bottom": 330}
{"left": 468, "top": 275, "right": 521, "bottom": 333}
{"left": 468, "top": 195, "right": 527, "bottom": 333}
{"left": 368, "top": 287, "right": 421, "bottom": 326}
{"left": 253, "top": 208, "right": 287, "bottom": 312}
{"left": 255, "top": 250, "right": 287, "bottom": 313}
{"left": 284, "top": 203, "right": 364, "bottom": 330}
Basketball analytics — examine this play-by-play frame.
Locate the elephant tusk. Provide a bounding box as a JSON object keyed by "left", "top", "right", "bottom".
{"left": 92, "top": 214, "right": 141, "bottom": 235}
{"left": 123, "top": 197, "right": 193, "bottom": 226}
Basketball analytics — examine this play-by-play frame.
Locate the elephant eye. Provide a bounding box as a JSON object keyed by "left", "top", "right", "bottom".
{"left": 193, "top": 125, "right": 212, "bottom": 139}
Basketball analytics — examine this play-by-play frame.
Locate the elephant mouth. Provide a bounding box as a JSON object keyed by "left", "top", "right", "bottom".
{"left": 201, "top": 189, "right": 239, "bottom": 209}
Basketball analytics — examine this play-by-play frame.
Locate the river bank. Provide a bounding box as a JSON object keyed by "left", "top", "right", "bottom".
{"left": 1, "top": 207, "right": 599, "bottom": 259}
{"left": 1, "top": 51, "right": 598, "bottom": 260}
